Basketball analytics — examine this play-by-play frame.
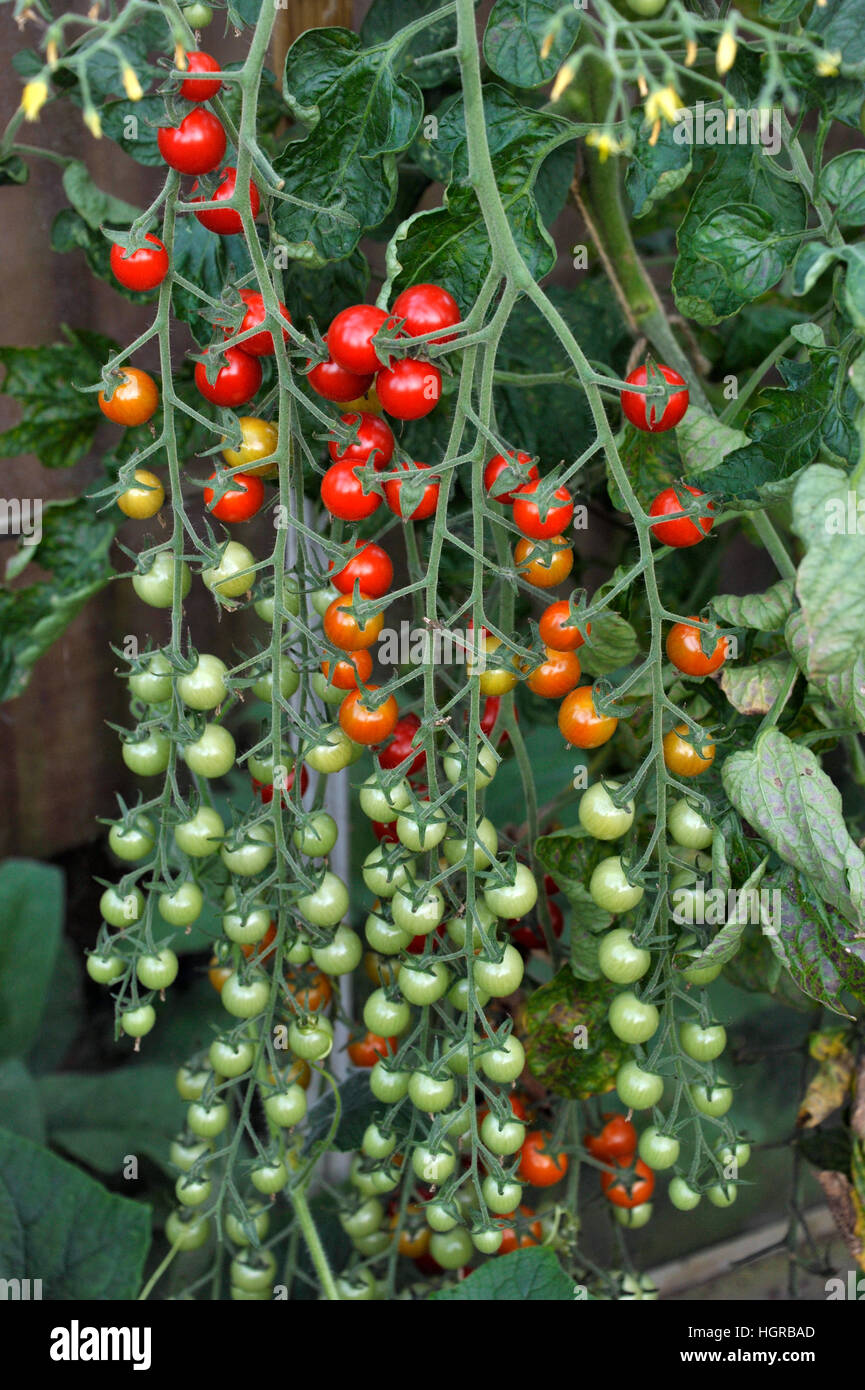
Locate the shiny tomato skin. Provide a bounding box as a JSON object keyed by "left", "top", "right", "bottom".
{"left": 376, "top": 359, "right": 442, "bottom": 420}
{"left": 157, "top": 108, "right": 226, "bottom": 175}
{"left": 538, "top": 600, "right": 590, "bottom": 651}
{"left": 663, "top": 723, "right": 715, "bottom": 776}
{"left": 512, "top": 481, "right": 574, "bottom": 539}
{"left": 329, "top": 541, "right": 393, "bottom": 598}
{"left": 232, "top": 288, "right": 291, "bottom": 357}
{"left": 308, "top": 336, "right": 373, "bottom": 402}
{"left": 585, "top": 1114, "right": 637, "bottom": 1162}
{"left": 328, "top": 412, "right": 394, "bottom": 471}
{"left": 323, "top": 594, "right": 384, "bottom": 652}
{"left": 328, "top": 304, "right": 390, "bottom": 375}
{"left": 110, "top": 234, "right": 169, "bottom": 292}
{"left": 600, "top": 1156, "right": 655, "bottom": 1208}
{"left": 558, "top": 686, "right": 617, "bottom": 749}
{"left": 99, "top": 368, "right": 159, "bottom": 426}
{"left": 518, "top": 1131, "right": 569, "bottom": 1187}
{"left": 526, "top": 647, "right": 581, "bottom": 699}
{"left": 194, "top": 347, "right": 261, "bottom": 407}
{"left": 339, "top": 688, "right": 399, "bottom": 745}
{"left": 203, "top": 470, "right": 265, "bottom": 523}
{"left": 321, "top": 649, "right": 373, "bottom": 690}
{"left": 484, "top": 451, "right": 539, "bottom": 504}
{"left": 649, "top": 485, "right": 714, "bottom": 548}
{"left": 192, "top": 167, "right": 260, "bottom": 235}
{"left": 666, "top": 618, "right": 727, "bottom": 676}
{"left": 321, "top": 462, "right": 382, "bottom": 521}
{"left": 384, "top": 461, "right": 440, "bottom": 520}
{"left": 513, "top": 537, "right": 573, "bottom": 588}
{"left": 390, "top": 283, "right": 460, "bottom": 344}
{"left": 179, "top": 50, "right": 222, "bottom": 101}
{"left": 348, "top": 1031, "right": 397, "bottom": 1068}
{"left": 621, "top": 364, "right": 689, "bottom": 433}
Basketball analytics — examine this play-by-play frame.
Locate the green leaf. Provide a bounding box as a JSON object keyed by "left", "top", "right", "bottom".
{"left": 535, "top": 830, "right": 613, "bottom": 934}
{"left": 62, "top": 160, "right": 141, "bottom": 230}
{"left": 0, "top": 1128, "right": 150, "bottom": 1298}
{"left": 673, "top": 147, "right": 806, "bottom": 325}
{"left": 577, "top": 610, "right": 639, "bottom": 677}
{"left": 625, "top": 111, "right": 692, "bottom": 219}
{"left": 27, "top": 940, "right": 84, "bottom": 1076}
{"left": 0, "top": 154, "right": 28, "bottom": 187}
{"left": 820, "top": 150, "right": 865, "bottom": 224}
{"left": 719, "top": 656, "right": 793, "bottom": 715}
{"left": 0, "top": 861, "right": 63, "bottom": 1061}
{"left": 612, "top": 419, "right": 681, "bottom": 511}
{"left": 807, "top": 0, "right": 865, "bottom": 64}
{"left": 483, "top": 0, "right": 581, "bottom": 88}
{"left": 0, "top": 1060, "right": 45, "bottom": 1144}
{"left": 712, "top": 577, "right": 795, "bottom": 631}
{"left": 170, "top": 213, "right": 253, "bottom": 330}
{"left": 569, "top": 920, "right": 602, "bottom": 981}
{"left": 0, "top": 329, "right": 112, "bottom": 469}
{"left": 485, "top": 725, "right": 576, "bottom": 826}
{"left": 722, "top": 728, "right": 865, "bottom": 931}
{"left": 674, "top": 406, "right": 750, "bottom": 481}
{"left": 361, "top": 0, "right": 458, "bottom": 89}
{"left": 690, "top": 202, "right": 793, "bottom": 304}
{"left": 786, "top": 609, "right": 865, "bottom": 734}
{"left": 303, "top": 1070, "right": 381, "bottom": 1153}
{"left": 791, "top": 465, "right": 865, "bottom": 678}
{"left": 430, "top": 1246, "right": 574, "bottom": 1300}
{"left": 762, "top": 865, "right": 865, "bottom": 1015}
{"left": 37, "top": 1065, "right": 187, "bottom": 1175}
{"left": 273, "top": 28, "right": 423, "bottom": 262}
{"left": 523, "top": 966, "right": 628, "bottom": 1098}
{"left": 100, "top": 96, "right": 167, "bottom": 167}
{"left": 679, "top": 857, "right": 768, "bottom": 971}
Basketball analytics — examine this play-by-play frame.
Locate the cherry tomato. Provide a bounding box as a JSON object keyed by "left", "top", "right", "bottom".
{"left": 328, "top": 304, "right": 390, "bottom": 375}
{"left": 230, "top": 288, "right": 291, "bottom": 357}
{"left": 99, "top": 368, "right": 159, "bottom": 426}
{"left": 184, "top": 3, "right": 214, "bottom": 25}
{"left": 484, "top": 450, "right": 539, "bottom": 504}
{"left": 194, "top": 347, "right": 261, "bottom": 408}
{"left": 558, "top": 685, "right": 617, "bottom": 748}
{"left": 649, "top": 485, "right": 714, "bottom": 548}
{"left": 663, "top": 723, "right": 715, "bottom": 777}
{"left": 221, "top": 415, "right": 277, "bottom": 476}
{"left": 578, "top": 782, "right": 634, "bottom": 840}
{"left": 514, "top": 536, "right": 573, "bottom": 588}
{"left": 157, "top": 107, "right": 226, "bottom": 175}
{"left": 308, "top": 335, "right": 373, "bottom": 402}
{"left": 512, "top": 480, "right": 574, "bottom": 539}
{"left": 376, "top": 358, "right": 441, "bottom": 420}
{"left": 178, "top": 50, "right": 222, "bottom": 100}
{"left": 601, "top": 1156, "right": 656, "bottom": 1208}
{"left": 348, "top": 1031, "right": 397, "bottom": 1068}
{"left": 193, "top": 167, "right": 260, "bottom": 235}
{"left": 518, "top": 1131, "right": 569, "bottom": 1187}
{"left": 538, "top": 600, "right": 590, "bottom": 651}
{"left": 666, "top": 619, "right": 727, "bottom": 676}
{"left": 323, "top": 594, "right": 384, "bottom": 651}
{"left": 339, "top": 688, "right": 399, "bottom": 745}
{"left": 203, "top": 470, "right": 265, "bottom": 523}
{"left": 497, "top": 1205, "right": 542, "bottom": 1256}
{"left": 117, "top": 468, "right": 164, "bottom": 519}
{"left": 328, "top": 412, "right": 394, "bottom": 470}
{"left": 329, "top": 540, "right": 393, "bottom": 598}
{"left": 667, "top": 798, "right": 713, "bottom": 849}
{"left": 110, "top": 234, "right": 169, "bottom": 292}
{"left": 321, "top": 461, "right": 381, "bottom": 521}
{"left": 321, "top": 649, "right": 373, "bottom": 690}
{"left": 585, "top": 1114, "right": 637, "bottom": 1163}
{"left": 526, "top": 647, "right": 581, "bottom": 698}
{"left": 384, "top": 461, "right": 440, "bottom": 520}
{"left": 377, "top": 712, "right": 425, "bottom": 776}
{"left": 284, "top": 967, "right": 333, "bottom": 1014}
{"left": 390, "top": 283, "right": 460, "bottom": 344}
{"left": 621, "top": 364, "right": 689, "bottom": 433}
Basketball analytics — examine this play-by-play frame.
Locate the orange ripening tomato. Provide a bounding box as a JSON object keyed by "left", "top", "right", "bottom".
{"left": 518, "top": 1131, "right": 569, "bottom": 1187}
{"left": 497, "top": 1205, "right": 543, "bottom": 1256}
{"left": 526, "top": 648, "right": 582, "bottom": 699}
{"left": 513, "top": 537, "right": 573, "bottom": 589}
{"left": 339, "top": 687, "right": 399, "bottom": 745}
{"left": 323, "top": 594, "right": 384, "bottom": 652}
{"left": 207, "top": 956, "right": 232, "bottom": 993}
{"left": 558, "top": 686, "right": 617, "bottom": 749}
{"left": 392, "top": 1205, "right": 430, "bottom": 1258}
{"left": 600, "top": 1156, "right": 655, "bottom": 1208}
{"left": 284, "top": 968, "right": 333, "bottom": 1013}
{"left": 98, "top": 367, "right": 159, "bottom": 426}
{"left": 240, "top": 921, "right": 278, "bottom": 965}
{"left": 663, "top": 723, "right": 715, "bottom": 776}
{"left": 584, "top": 1113, "right": 637, "bottom": 1162}
{"left": 538, "top": 601, "right": 590, "bottom": 651}
{"left": 666, "top": 619, "right": 727, "bottom": 677}
{"left": 348, "top": 1031, "right": 397, "bottom": 1067}
{"left": 321, "top": 650, "right": 373, "bottom": 690}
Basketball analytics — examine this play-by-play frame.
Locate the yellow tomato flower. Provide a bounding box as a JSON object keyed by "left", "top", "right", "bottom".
{"left": 815, "top": 49, "right": 842, "bottom": 77}
{"left": 716, "top": 30, "right": 737, "bottom": 75}
{"left": 586, "top": 130, "right": 626, "bottom": 163}
{"left": 21, "top": 79, "right": 49, "bottom": 122}
{"left": 122, "top": 66, "right": 143, "bottom": 101}
{"left": 645, "top": 84, "right": 683, "bottom": 125}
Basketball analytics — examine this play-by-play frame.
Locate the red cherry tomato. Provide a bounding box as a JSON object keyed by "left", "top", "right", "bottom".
{"left": 194, "top": 346, "right": 262, "bottom": 407}
{"left": 526, "top": 647, "right": 581, "bottom": 699}
{"left": 483, "top": 451, "right": 539, "bottom": 504}
{"left": 621, "top": 364, "right": 689, "bottom": 433}
{"left": 347, "top": 1031, "right": 397, "bottom": 1067}
{"left": 666, "top": 617, "right": 727, "bottom": 676}
{"left": 390, "top": 283, "right": 460, "bottom": 344}
{"left": 328, "top": 412, "right": 394, "bottom": 471}
{"left": 512, "top": 480, "right": 574, "bottom": 539}
{"left": 649, "top": 485, "right": 714, "bottom": 548}
{"left": 372, "top": 820, "right": 400, "bottom": 844}
{"left": 339, "top": 688, "right": 399, "bottom": 745}
{"left": 320, "top": 461, "right": 382, "bottom": 521}
{"left": 179, "top": 50, "right": 222, "bottom": 101}
{"left": 110, "top": 234, "right": 169, "bottom": 292}
{"left": 376, "top": 358, "right": 442, "bottom": 421}
{"left": 497, "top": 1206, "right": 543, "bottom": 1256}
{"left": 228, "top": 288, "right": 291, "bottom": 357}
{"left": 329, "top": 540, "right": 393, "bottom": 599}
{"left": 384, "top": 461, "right": 440, "bottom": 521}
{"left": 328, "top": 304, "right": 391, "bottom": 376}
{"left": 518, "top": 1131, "right": 569, "bottom": 1187}
{"left": 600, "top": 1156, "right": 655, "bottom": 1208}
{"left": 377, "top": 712, "right": 425, "bottom": 776}
{"left": 308, "top": 336, "right": 374, "bottom": 403}
{"left": 321, "top": 650, "right": 373, "bottom": 690}
{"left": 538, "top": 601, "right": 590, "bottom": 651}
{"left": 193, "top": 167, "right": 260, "bottom": 235}
{"left": 157, "top": 108, "right": 226, "bottom": 175}
{"left": 585, "top": 1114, "right": 638, "bottom": 1163}
{"left": 252, "top": 763, "right": 309, "bottom": 804}
{"left": 203, "top": 470, "right": 265, "bottom": 523}
{"left": 480, "top": 695, "right": 511, "bottom": 747}
{"left": 323, "top": 594, "right": 384, "bottom": 652}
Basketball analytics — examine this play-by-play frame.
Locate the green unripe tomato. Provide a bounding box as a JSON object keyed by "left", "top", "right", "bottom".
{"left": 166, "top": 1210, "right": 211, "bottom": 1250}
{"left": 297, "top": 871, "right": 349, "bottom": 928}
{"left": 369, "top": 1163, "right": 401, "bottom": 1194}
{"left": 395, "top": 808, "right": 448, "bottom": 853}
{"left": 613, "top": 1202, "right": 653, "bottom": 1229}
{"left": 365, "top": 910, "right": 412, "bottom": 956}
{"left": 224, "top": 1208, "right": 270, "bottom": 1246}
{"left": 209, "top": 1036, "right": 255, "bottom": 1078}
{"left": 608, "top": 990, "right": 660, "bottom": 1045}
{"left": 392, "top": 882, "right": 445, "bottom": 936}
{"left": 136, "top": 949, "right": 179, "bottom": 991}
{"left": 169, "top": 1135, "right": 212, "bottom": 1172}
{"left": 598, "top": 927, "right": 651, "bottom": 985}
{"left": 222, "top": 900, "right": 271, "bottom": 944}
{"left": 86, "top": 953, "right": 125, "bottom": 985}
{"left": 473, "top": 944, "right": 524, "bottom": 998}
{"left": 187, "top": 1100, "right": 229, "bottom": 1138}
{"left": 109, "top": 816, "right": 156, "bottom": 862}
{"left": 312, "top": 924, "right": 363, "bottom": 976}
{"left": 430, "top": 1228, "right": 473, "bottom": 1270}
{"left": 445, "top": 1035, "right": 480, "bottom": 1077}
{"left": 304, "top": 728, "right": 355, "bottom": 774}
{"left": 311, "top": 670, "right": 345, "bottom": 705}
{"left": 158, "top": 880, "right": 204, "bottom": 927}
{"left": 426, "top": 1202, "right": 459, "bottom": 1232}
{"left": 363, "top": 989, "right": 411, "bottom": 1037}
{"left": 339, "top": 1197, "right": 385, "bottom": 1240}
{"left": 667, "top": 797, "right": 713, "bottom": 849}
{"left": 625, "top": 0, "right": 667, "bottom": 13}
{"left": 442, "top": 817, "right": 498, "bottom": 869}
{"left": 121, "top": 1003, "right": 157, "bottom": 1037}
{"left": 707, "top": 1181, "right": 738, "bottom": 1208}
{"left": 285, "top": 937, "right": 311, "bottom": 965}
{"left": 447, "top": 977, "right": 490, "bottom": 1012}
{"left": 175, "top": 806, "right": 225, "bottom": 858}
{"left": 716, "top": 1140, "right": 751, "bottom": 1169}
{"left": 668, "top": 1176, "right": 702, "bottom": 1211}
{"left": 480, "top": 1034, "right": 525, "bottom": 1083}
{"left": 669, "top": 870, "right": 708, "bottom": 927}
{"left": 251, "top": 1159, "right": 288, "bottom": 1195}
{"left": 369, "top": 1062, "right": 410, "bottom": 1103}
{"left": 122, "top": 730, "right": 170, "bottom": 777}
{"left": 132, "top": 552, "right": 190, "bottom": 608}
{"left": 220, "top": 972, "right": 270, "bottom": 1018}
{"left": 334, "top": 1270, "right": 379, "bottom": 1301}
{"left": 616, "top": 1060, "right": 664, "bottom": 1110}
{"left": 311, "top": 584, "right": 339, "bottom": 617}
{"left": 293, "top": 811, "right": 338, "bottom": 857}
{"left": 288, "top": 1016, "right": 334, "bottom": 1060}
{"left": 362, "top": 1122, "right": 397, "bottom": 1160}
{"left": 184, "top": 3, "right": 214, "bottom": 27}
{"left": 690, "top": 1078, "right": 733, "bottom": 1117}
{"left": 579, "top": 781, "right": 635, "bottom": 840}
{"left": 177, "top": 654, "right": 229, "bottom": 711}
{"left": 483, "top": 863, "right": 538, "bottom": 920}
{"left": 175, "top": 1174, "right": 212, "bottom": 1209}
{"left": 472, "top": 1227, "right": 505, "bottom": 1254}
{"left": 675, "top": 933, "right": 723, "bottom": 986}
{"left": 349, "top": 1158, "right": 381, "bottom": 1198}
{"left": 442, "top": 740, "right": 498, "bottom": 788}
{"left": 638, "top": 1125, "right": 680, "bottom": 1170}
{"left": 100, "top": 885, "right": 145, "bottom": 928}
{"left": 412, "top": 1142, "right": 456, "bottom": 1184}
{"left": 679, "top": 1019, "right": 727, "bottom": 1062}
{"left": 361, "top": 845, "right": 416, "bottom": 899}
{"left": 480, "top": 1112, "right": 526, "bottom": 1156}
{"left": 398, "top": 960, "right": 450, "bottom": 1006}
{"left": 176, "top": 1064, "right": 211, "bottom": 1101}
{"left": 183, "top": 723, "right": 236, "bottom": 779}
{"left": 264, "top": 1084, "right": 307, "bottom": 1128}
{"left": 129, "top": 652, "right": 173, "bottom": 705}
{"left": 230, "top": 1250, "right": 277, "bottom": 1293}
{"left": 359, "top": 775, "right": 411, "bottom": 822}
{"left": 202, "top": 541, "right": 256, "bottom": 599}
{"left": 446, "top": 901, "right": 497, "bottom": 948}
{"left": 408, "top": 1070, "right": 455, "bottom": 1113}
{"left": 219, "top": 824, "right": 275, "bottom": 877}
{"left": 252, "top": 659, "right": 299, "bottom": 703}
{"left": 482, "top": 1176, "right": 524, "bottom": 1214}
{"left": 590, "top": 856, "right": 644, "bottom": 913}
{"left": 352, "top": 1230, "right": 393, "bottom": 1257}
